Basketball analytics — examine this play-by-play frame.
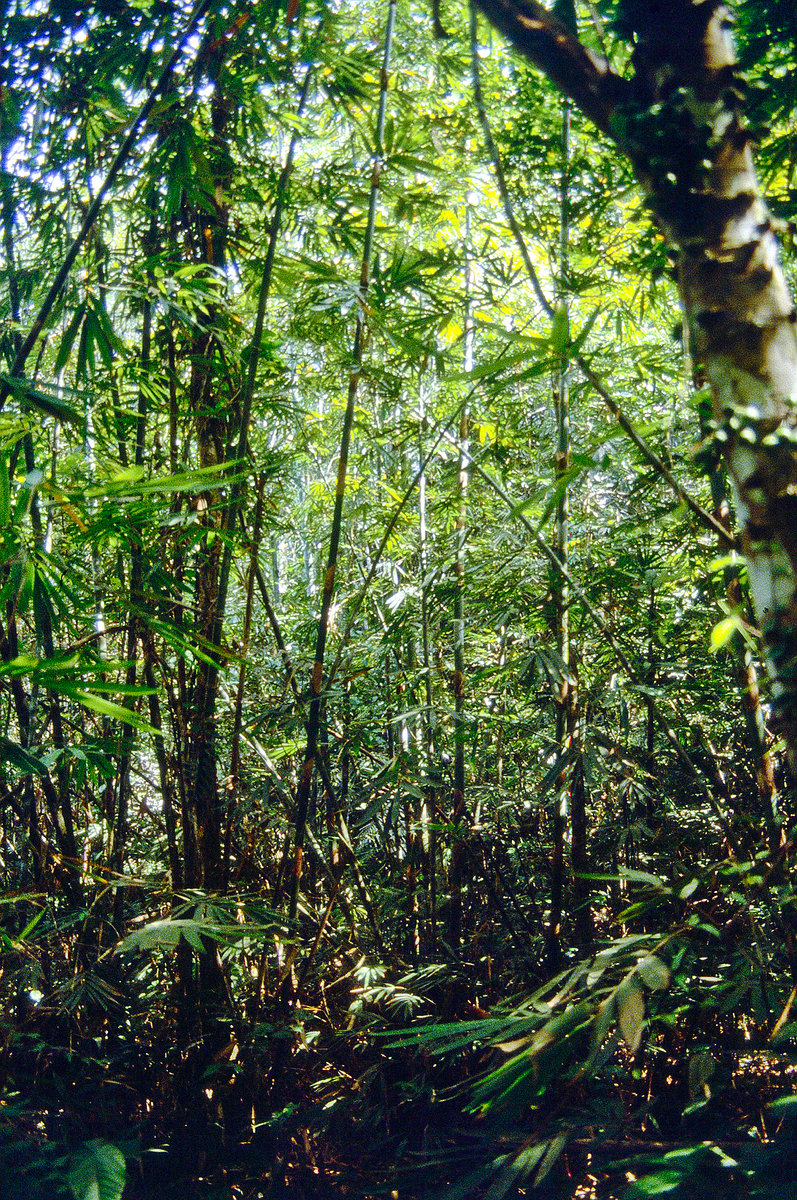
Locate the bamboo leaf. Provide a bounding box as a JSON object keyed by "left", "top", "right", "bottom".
{"left": 0, "top": 376, "right": 81, "bottom": 424}
{"left": 482, "top": 1143, "right": 548, "bottom": 1200}
{"left": 636, "top": 955, "right": 671, "bottom": 991}
{"left": 0, "top": 737, "right": 47, "bottom": 776}
{"left": 533, "top": 1132, "right": 568, "bottom": 1186}
{"left": 56, "top": 686, "right": 158, "bottom": 734}
{"left": 617, "top": 980, "right": 645, "bottom": 1052}
{"left": 710, "top": 616, "right": 738, "bottom": 652}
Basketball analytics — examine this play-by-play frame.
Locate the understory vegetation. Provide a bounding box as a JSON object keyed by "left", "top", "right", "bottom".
{"left": 1, "top": 0, "right": 797, "bottom": 1196}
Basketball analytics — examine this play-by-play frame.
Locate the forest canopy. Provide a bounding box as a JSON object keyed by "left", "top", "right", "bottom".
{"left": 1, "top": 1, "right": 797, "bottom": 1197}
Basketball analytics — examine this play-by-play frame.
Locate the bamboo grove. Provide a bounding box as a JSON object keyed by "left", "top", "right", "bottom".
{"left": 1, "top": 1, "right": 797, "bottom": 1197}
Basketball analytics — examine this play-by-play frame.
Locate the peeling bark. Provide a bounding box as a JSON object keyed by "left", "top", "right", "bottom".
{"left": 476, "top": 0, "right": 797, "bottom": 768}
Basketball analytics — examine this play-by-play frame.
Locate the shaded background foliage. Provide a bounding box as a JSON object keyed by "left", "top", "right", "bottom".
{"left": 0, "top": 1, "right": 796, "bottom": 1197}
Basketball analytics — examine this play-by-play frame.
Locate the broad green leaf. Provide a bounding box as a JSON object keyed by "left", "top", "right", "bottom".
{"left": 709, "top": 616, "right": 738, "bottom": 652}
{"left": 67, "top": 1140, "right": 126, "bottom": 1200}
{"left": 482, "top": 1143, "right": 548, "bottom": 1200}
{"left": 626, "top": 1169, "right": 684, "bottom": 1196}
{"left": 617, "top": 982, "right": 645, "bottom": 1053}
{"left": 18, "top": 907, "right": 45, "bottom": 940}
{"left": 588, "top": 995, "right": 616, "bottom": 1063}
{"left": 118, "top": 914, "right": 279, "bottom": 955}
{"left": 619, "top": 869, "right": 667, "bottom": 890}
{"left": 57, "top": 686, "right": 158, "bottom": 735}
{"left": 533, "top": 1132, "right": 568, "bottom": 1186}
{"left": 636, "top": 955, "right": 671, "bottom": 991}
{"left": 687, "top": 1049, "right": 716, "bottom": 1100}
{"left": 0, "top": 375, "right": 81, "bottom": 424}
{"left": 0, "top": 736, "right": 46, "bottom": 775}
{"left": 53, "top": 300, "right": 87, "bottom": 375}
{"left": 87, "top": 461, "right": 245, "bottom": 499}
{"left": 117, "top": 918, "right": 197, "bottom": 953}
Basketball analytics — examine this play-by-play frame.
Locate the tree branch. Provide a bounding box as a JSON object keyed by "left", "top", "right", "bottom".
{"left": 473, "top": 0, "right": 630, "bottom": 137}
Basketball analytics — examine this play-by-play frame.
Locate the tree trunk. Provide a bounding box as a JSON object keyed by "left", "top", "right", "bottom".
{"left": 475, "top": 0, "right": 797, "bottom": 770}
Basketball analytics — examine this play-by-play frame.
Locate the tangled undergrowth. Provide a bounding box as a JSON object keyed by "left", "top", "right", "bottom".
{"left": 2, "top": 852, "right": 797, "bottom": 1200}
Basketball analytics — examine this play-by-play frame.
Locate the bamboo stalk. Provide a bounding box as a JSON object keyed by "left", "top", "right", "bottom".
{"left": 288, "top": 0, "right": 397, "bottom": 926}
{"left": 447, "top": 197, "right": 474, "bottom": 952}
{"left": 548, "top": 94, "right": 573, "bottom": 970}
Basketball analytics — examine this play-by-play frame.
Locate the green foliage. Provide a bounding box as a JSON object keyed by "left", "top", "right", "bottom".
{"left": 66, "top": 1142, "right": 126, "bottom": 1200}
{"left": 0, "top": 1112, "right": 126, "bottom": 1200}
{"left": 0, "top": 1, "right": 796, "bottom": 1197}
